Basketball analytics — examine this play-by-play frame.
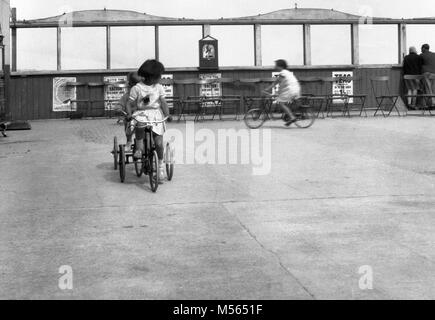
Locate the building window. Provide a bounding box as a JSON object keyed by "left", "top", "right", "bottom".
{"left": 61, "top": 27, "right": 107, "bottom": 70}
{"left": 311, "top": 25, "right": 352, "bottom": 65}
{"left": 17, "top": 28, "right": 57, "bottom": 71}
{"left": 159, "top": 26, "right": 202, "bottom": 68}
{"left": 261, "top": 25, "right": 304, "bottom": 66}
{"left": 210, "top": 25, "right": 255, "bottom": 67}
{"left": 111, "top": 27, "right": 155, "bottom": 69}
{"left": 407, "top": 25, "right": 435, "bottom": 55}
{"left": 359, "top": 25, "right": 398, "bottom": 65}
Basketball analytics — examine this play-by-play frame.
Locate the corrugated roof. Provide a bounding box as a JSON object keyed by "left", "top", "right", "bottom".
{"left": 22, "top": 9, "right": 181, "bottom": 24}
{"left": 17, "top": 8, "right": 391, "bottom": 25}
{"left": 237, "top": 8, "right": 365, "bottom": 20}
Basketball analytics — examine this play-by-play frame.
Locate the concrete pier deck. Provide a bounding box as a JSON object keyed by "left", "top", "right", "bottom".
{"left": 1, "top": 117, "right": 435, "bottom": 300}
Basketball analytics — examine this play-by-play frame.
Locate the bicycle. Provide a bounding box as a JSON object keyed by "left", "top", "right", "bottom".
{"left": 113, "top": 111, "right": 174, "bottom": 193}
{"left": 244, "top": 94, "right": 315, "bottom": 130}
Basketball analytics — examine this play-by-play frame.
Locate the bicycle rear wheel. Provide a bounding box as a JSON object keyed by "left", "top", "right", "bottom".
{"left": 244, "top": 109, "right": 266, "bottom": 129}
{"left": 295, "top": 107, "right": 315, "bottom": 129}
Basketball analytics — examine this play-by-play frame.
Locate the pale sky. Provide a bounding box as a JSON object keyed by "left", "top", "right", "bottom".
{"left": 9, "top": 0, "right": 435, "bottom": 70}
{"left": 10, "top": 0, "right": 435, "bottom": 20}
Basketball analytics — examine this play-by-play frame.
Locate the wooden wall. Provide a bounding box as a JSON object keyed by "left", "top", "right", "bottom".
{"left": 8, "top": 67, "right": 403, "bottom": 120}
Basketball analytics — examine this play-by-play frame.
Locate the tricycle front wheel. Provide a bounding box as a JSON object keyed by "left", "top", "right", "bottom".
{"left": 165, "top": 143, "right": 175, "bottom": 181}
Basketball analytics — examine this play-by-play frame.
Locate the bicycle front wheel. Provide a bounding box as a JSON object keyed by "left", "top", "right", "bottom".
{"left": 295, "top": 107, "right": 315, "bottom": 129}
{"left": 244, "top": 109, "right": 266, "bottom": 129}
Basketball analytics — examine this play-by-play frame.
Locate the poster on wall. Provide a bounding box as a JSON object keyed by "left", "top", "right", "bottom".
{"left": 162, "top": 74, "right": 174, "bottom": 108}
{"left": 104, "top": 76, "right": 128, "bottom": 111}
{"left": 199, "top": 73, "right": 222, "bottom": 107}
{"left": 53, "top": 77, "right": 77, "bottom": 112}
{"left": 332, "top": 71, "right": 354, "bottom": 104}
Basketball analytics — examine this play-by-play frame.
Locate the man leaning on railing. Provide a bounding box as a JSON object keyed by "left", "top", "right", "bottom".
{"left": 420, "top": 44, "right": 435, "bottom": 106}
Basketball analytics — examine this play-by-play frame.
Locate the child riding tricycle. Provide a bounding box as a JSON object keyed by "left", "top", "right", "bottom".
{"left": 112, "top": 60, "right": 175, "bottom": 193}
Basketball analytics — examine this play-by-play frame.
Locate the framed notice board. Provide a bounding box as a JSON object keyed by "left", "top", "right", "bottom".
{"left": 199, "top": 36, "right": 219, "bottom": 70}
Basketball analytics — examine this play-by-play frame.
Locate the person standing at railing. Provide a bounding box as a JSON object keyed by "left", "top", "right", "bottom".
{"left": 403, "top": 46, "right": 422, "bottom": 108}
{"left": 420, "top": 44, "right": 435, "bottom": 106}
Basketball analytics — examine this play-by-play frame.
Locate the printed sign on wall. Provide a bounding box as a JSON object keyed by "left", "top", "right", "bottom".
{"left": 199, "top": 73, "right": 222, "bottom": 107}
{"left": 162, "top": 74, "right": 174, "bottom": 108}
{"left": 53, "top": 77, "right": 77, "bottom": 112}
{"left": 332, "top": 71, "right": 354, "bottom": 104}
{"left": 104, "top": 76, "right": 128, "bottom": 111}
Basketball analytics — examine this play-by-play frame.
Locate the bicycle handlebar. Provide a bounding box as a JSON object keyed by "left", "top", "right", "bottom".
{"left": 120, "top": 110, "right": 170, "bottom": 124}
{"left": 134, "top": 116, "right": 170, "bottom": 125}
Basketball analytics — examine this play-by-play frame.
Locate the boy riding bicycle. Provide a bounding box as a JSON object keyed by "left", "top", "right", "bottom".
{"left": 263, "top": 59, "right": 301, "bottom": 127}
{"left": 119, "top": 72, "right": 142, "bottom": 151}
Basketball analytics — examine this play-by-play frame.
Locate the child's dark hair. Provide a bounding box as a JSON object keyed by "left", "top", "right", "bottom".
{"left": 275, "top": 59, "right": 288, "bottom": 69}
{"left": 138, "top": 60, "right": 165, "bottom": 84}
{"left": 127, "top": 72, "right": 141, "bottom": 87}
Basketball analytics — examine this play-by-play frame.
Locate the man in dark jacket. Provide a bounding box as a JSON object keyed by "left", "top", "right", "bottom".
{"left": 403, "top": 46, "right": 422, "bottom": 107}
{"left": 421, "top": 44, "right": 435, "bottom": 105}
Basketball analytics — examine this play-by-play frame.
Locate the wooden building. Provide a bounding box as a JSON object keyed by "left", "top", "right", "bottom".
{"left": 0, "top": 0, "right": 11, "bottom": 117}
{"left": 4, "top": 6, "right": 435, "bottom": 120}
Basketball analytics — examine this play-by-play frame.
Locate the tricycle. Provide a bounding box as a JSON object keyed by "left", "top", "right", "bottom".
{"left": 112, "top": 112, "right": 174, "bottom": 193}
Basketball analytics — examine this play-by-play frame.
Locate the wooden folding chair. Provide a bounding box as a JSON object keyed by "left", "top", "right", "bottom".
{"left": 214, "top": 78, "right": 241, "bottom": 120}
{"left": 402, "top": 75, "right": 429, "bottom": 116}
{"left": 173, "top": 79, "right": 202, "bottom": 122}
{"left": 299, "top": 77, "right": 327, "bottom": 118}
{"left": 102, "top": 82, "right": 129, "bottom": 122}
{"left": 320, "top": 77, "right": 349, "bottom": 118}
{"left": 324, "top": 76, "right": 368, "bottom": 117}
{"left": 371, "top": 76, "right": 402, "bottom": 117}
{"left": 65, "top": 82, "right": 90, "bottom": 118}
{"left": 160, "top": 78, "right": 183, "bottom": 118}
{"left": 240, "top": 78, "right": 263, "bottom": 112}
{"left": 345, "top": 77, "right": 368, "bottom": 118}
{"left": 195, "top": 79, "right": 220, "bottom": 122}
{"left": 87, "top": 82, "right": 108, "bottom": 118}
{"left": 419, "top": 74, "right": 435, "bottom": 116}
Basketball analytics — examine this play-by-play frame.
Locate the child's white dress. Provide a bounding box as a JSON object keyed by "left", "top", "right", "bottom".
{"left": 129, "top": 83, "right": 166, "bottom": 135}
{"left": 276, "top": 70, "right": 301, "bottom": 103}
